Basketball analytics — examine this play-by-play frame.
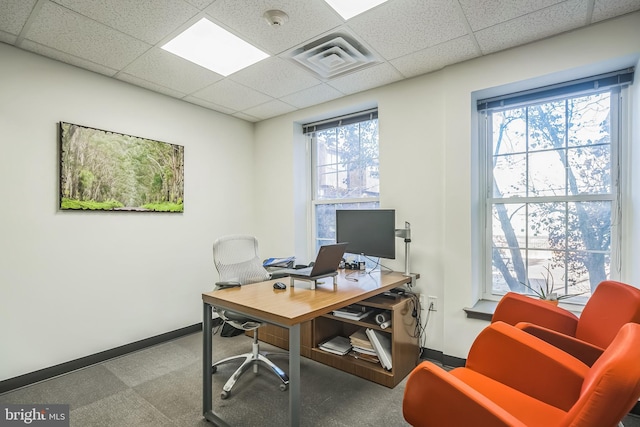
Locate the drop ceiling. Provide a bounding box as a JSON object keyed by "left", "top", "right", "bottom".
{"left": 1, "top": 0, "right": 639, "bottom": 122}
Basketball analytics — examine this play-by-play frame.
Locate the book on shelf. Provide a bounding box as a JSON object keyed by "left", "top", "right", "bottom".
{"left": 352, "top": 346, "right": 378, "bottom": 356}
{"left": 349, "top": 328, "right": 374, "bottom": 350}
{"left": 366, "top": 328, "right": 392, "bottom": 371}
{"left": 332, "top": 305, "right": 373, "bottom": 320}
{"left": 348, "top": 350, "right": 379, "bottom": 364}
{"left": 318, "top": 335, "right": 351, "bottom": 356}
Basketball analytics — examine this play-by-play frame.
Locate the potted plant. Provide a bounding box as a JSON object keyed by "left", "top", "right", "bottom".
{"left": 521, "top": 266, "right": 584, "bottom": 305}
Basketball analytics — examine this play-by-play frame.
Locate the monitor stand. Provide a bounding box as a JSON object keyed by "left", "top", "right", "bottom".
{"left": 289, "top": 272, "right": 338, "bottom": 290}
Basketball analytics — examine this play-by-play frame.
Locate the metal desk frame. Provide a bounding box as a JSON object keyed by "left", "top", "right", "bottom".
{"left": 202, "top": 270, "right": 412, "bottom": 426}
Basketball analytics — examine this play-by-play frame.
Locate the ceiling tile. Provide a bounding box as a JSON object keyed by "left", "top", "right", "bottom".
{"left": 203, "top": 0, "right": 343, "bottom": 54}
{"left": 0, "top": 31, "right": 17, "bottom": 44}
{"left": 117, "top": 72, "right": 188, "bottom": 98}
{"left": 280, "top": 84, "right": 345, "bottom": 108}
{"left": 391, "top": 36, "right": 479, "bottom": 78}
{"left": 230, "top": 57, "right": 321, "bottom": 98}
{"left": 191, "top": 79, "right": 273, "bottom": 112}
{"left": 232, "top": 111, "right": 261, "bottom": 122}
{"left": 592, "top": 0, "right": 640, "bottom": 22}
{"left": 183, "top": 96, "right": 237, "bottom": 115}
{"left": 24, "top": 1, "right": 151, "bottom": 70}
{"left": 2, "top": 0, "right": 638, "bottom": 122}
{"left": 346, "top": 0, "right": 468, "bottom": 60}
{"left": 20, "top": 39, "right": 119, "bottom": 76}
{"left": 475, "top": 0, "right": 590, "bottom": 54}
{"left": 121, "top": 48, "right": 223, "bottom": 94}
{"left": 242, "top": 99, "right": 297, "bottom": 120}
{"left": 327, "top": 62, "right": 403, "bottom": 94}
{"left": 459, "top": 0, "right": 564, "bottom": 31}
{"left": 183, "top": 0, "right": 216, "bottom": 10}
{"left": 0, "top": 0, "right": 37, "bottom": 35}
{"left": 52, "top": 0, "right": 200, "bottom": 44}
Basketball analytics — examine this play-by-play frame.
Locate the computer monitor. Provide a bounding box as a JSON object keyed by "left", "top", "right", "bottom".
{"left": 336, "top": 209, "right": 396, "bottom": 259}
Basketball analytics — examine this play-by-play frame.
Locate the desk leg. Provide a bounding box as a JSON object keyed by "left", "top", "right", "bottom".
{"left": 289, "top": 324, "right": 300, "bottom": 426}
{"left": 203, "top": 302, "right": 230, "bottom": 426}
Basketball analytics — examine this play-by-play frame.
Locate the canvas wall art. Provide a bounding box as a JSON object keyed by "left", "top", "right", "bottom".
{"left": 59, "top": 122, "right": 184, "bottom": 212}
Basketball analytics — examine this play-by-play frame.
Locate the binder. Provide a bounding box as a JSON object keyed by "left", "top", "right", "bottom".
{"left": 366, "top": 328, "right": 392, "bottom": 370}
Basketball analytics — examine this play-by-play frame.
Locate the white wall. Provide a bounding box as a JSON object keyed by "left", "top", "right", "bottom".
{"left": 253, "top": 12, "right": 640, "bottom": 358}
{"left": 0, "top": 44, "right": 256, "bottom": 381}
{"left": 2, "top": 11, "right": 639, "bottom": 383}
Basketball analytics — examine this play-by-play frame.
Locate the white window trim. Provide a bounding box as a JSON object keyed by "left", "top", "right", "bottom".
{"left": 477, "top": 85, "right": 629, "bottom": 304}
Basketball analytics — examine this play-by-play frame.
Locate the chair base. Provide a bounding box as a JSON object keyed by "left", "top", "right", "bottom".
{"left": 212, "top": 339, "right": 289, "bottom": 399}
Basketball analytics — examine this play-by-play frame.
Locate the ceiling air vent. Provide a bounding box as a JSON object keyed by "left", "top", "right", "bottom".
{"left": 290, "top": 34, "right": 378, "bottom": 79}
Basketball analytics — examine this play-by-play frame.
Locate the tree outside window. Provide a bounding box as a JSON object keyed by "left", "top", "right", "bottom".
{"left": 484, "top": 90, "right": 619, "bottom": 303}
{"left": 307, "top": 114, "right": 379, "bottom": 253}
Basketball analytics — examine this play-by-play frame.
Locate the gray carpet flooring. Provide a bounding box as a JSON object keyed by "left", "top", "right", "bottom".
{"left": 1, "top": 331, "right": 639, "bottom": 427}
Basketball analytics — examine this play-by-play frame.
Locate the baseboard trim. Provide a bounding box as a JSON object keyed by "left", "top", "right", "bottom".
{"left": 420, "top": 347, "right": 466, "bottom": 368}
{"left": 0, "top": 323, "right": 202, "bottom": 395}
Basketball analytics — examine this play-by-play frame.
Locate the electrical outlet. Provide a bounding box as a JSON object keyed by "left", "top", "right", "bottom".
{"left": 419, "top": 294, "right": 426, "bottom": 311}
{"left": 428, "top": 296, "right": 438, "bottom": 312}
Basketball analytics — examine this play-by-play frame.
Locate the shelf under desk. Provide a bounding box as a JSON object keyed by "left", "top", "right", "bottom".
{"left": 202, "top": 269, "right": 415, "bottom": 426}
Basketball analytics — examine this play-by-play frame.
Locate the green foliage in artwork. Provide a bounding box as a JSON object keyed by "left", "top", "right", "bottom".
{"left": 142, "top": 201, "right": 184, "bottom": 212}
{"left": 61, "top": 198, "right": 124, "bottom": 210}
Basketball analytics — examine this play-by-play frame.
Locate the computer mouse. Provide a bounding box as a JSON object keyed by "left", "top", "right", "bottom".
{"left": 273, "top": 282, "right": 286, "bottom": 290}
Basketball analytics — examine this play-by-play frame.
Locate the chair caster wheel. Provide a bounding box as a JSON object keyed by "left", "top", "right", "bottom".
{"left": 279, "top": 383, "right": 288, "bottom": 392}
{"left": 211, "top": 366, "right": 217, "bottom": 374}
{"left": 221, "top": 390, "right": 230, "bottom": 399}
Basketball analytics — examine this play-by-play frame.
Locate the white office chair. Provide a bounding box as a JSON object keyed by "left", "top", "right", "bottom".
{"left": 211, "top": 234, "right": 289, "bottom": 399}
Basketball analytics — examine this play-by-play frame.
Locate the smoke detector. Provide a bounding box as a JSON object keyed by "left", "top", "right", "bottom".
{"left": 263, "top": 10, "right": 289, "bottom": 27}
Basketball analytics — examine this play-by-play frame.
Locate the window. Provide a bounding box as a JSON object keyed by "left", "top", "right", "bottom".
{"left": 304, "top": 109, "right": 379, "bottom": 253}
{"left": 479, "top": 69, "right": 634, "bottom": 304}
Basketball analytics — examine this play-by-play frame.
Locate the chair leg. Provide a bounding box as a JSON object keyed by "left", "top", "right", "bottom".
{"left": 256, "top": 353, "right": 289, "bottom": 388}
{"left": 221, "top": 354, "right": 258, "bottom": 398}
{"left": 213, "top": 330, "right": 289, "bottom": 399}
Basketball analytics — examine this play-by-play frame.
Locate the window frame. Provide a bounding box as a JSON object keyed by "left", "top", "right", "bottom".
{"left": 304, "top": 110, "right": 380, "bottom": 255}
{"left": 478, "top": 78, "right": 630, "bottom": 305}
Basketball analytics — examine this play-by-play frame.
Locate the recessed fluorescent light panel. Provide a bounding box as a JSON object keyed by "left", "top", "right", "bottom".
{"left": 162, "top": 18, "right": 269, "bottom": 76}
{"left": 324, "top": 0, "right": 388, "bottom": 20}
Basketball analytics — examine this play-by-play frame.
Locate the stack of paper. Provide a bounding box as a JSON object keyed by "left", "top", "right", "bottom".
{"left": 348, "top": 328, "right": 379, "bottom": 364}
{"left": 366, "top": 328, "right": 392, "bottom": 370}
{"left": 263, "top": 256, "right": 295, "bottom": 268}
{"left": 332, "top": 305, "right": 373, "bottom": 321}
{"left": 318, "top": 335, "right": 352, "bottom": 356}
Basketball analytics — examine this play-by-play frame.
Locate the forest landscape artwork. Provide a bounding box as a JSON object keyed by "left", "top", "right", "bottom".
{"left": 59, "top": 122, "right": 184, "bottom": 212}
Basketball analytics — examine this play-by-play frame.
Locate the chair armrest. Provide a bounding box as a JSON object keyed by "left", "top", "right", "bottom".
{"left": 403, "top": 361, "right": 526, "bottom": 427}
{"left": 492, "top": 292, "right": 579, "bottom": 336}
{"left": 517, "top": 323, "right": 605, "bottom": 366}
{"left": 215, "top": 281, "right": 241, "bottom": 289}
{"left": 466, "top": 322, "right": 588, "bottom": 411}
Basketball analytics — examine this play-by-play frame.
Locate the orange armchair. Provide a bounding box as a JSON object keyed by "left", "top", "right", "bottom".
{"left": 492, "top": 280, "right": 640, "bottom": 365}
{"left": 402, "top": 321, "right": 640, "bottom": 427}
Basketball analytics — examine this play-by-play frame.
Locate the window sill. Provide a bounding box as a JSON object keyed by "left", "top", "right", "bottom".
{"left": 464, "top": 298, "right": 583, "bottom": 322}
{"left": 463, "top": 300, "right": 497, "bottom": 321}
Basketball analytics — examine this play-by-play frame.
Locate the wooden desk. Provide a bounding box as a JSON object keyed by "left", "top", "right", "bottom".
{"left": 202, "top": 270, "right": 413, "bottom": 427}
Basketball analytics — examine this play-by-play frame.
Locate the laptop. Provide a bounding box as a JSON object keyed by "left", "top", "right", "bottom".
{"left": 277, "top": 243, "right": 348, "bottom": 279}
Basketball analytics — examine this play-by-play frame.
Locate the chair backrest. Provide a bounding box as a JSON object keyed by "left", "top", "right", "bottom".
{"left": 213, "top": 235, "right": 270, "bottom": 285}
{"left": 564, "top": 322, "right": 640, "bottom": 427}
{"left": 576, "top": 281, "right": 640, "bottom": 349}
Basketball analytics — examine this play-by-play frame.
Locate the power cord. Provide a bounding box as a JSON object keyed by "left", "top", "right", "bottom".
{"left": 403, "top": 290, "right": 431, "bottom": 359}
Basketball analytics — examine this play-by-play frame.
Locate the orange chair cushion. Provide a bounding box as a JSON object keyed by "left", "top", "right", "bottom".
{"left": 451, "top": 368, "right": 566, "bottom": 427}
{"left": 492, "top": 292, "right": 578, "bottom": 335}
{"left": 576, "top": 280, "right": 640, "bottom": 348}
